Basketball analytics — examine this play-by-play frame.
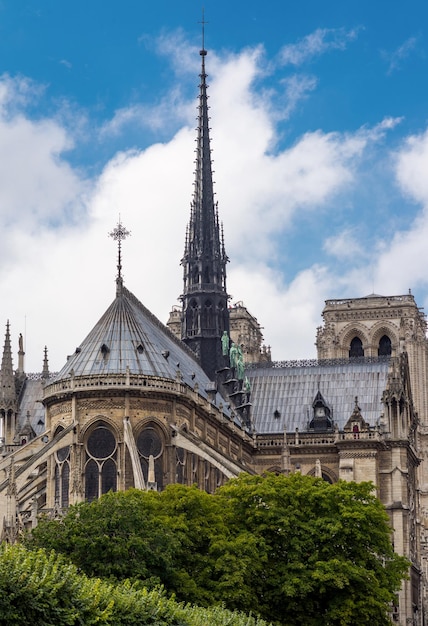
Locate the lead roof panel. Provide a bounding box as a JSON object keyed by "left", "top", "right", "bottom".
{"left": 18, "top": 377, "right": 50, "bottom": 437}
{"left": 247, "top": 361, "right": 390, "bottom": 434}
{"left": 52, "top": 285, "right": 228, "bottom": 410}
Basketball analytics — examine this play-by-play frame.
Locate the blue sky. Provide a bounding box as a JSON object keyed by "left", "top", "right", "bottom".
{"left": 1, "top": 1, "right": 428, "bottom": 371}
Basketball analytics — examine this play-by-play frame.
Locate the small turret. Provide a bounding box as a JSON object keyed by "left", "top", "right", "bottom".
{"left": 0, "top": 321, "right": 17, "bottom": 444}
{"left": 42, "top": 346, "right": 50, "bottom": 381}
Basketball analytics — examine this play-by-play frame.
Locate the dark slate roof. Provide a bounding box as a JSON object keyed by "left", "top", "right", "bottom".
{"left": 247, "top": 359, "right": 391, "bottom": 434}
{"left": 52, "top": 283, "right": 224, "bottom": 406}
{"left": 18, "top": 376, "right": 53, "bottom": 437}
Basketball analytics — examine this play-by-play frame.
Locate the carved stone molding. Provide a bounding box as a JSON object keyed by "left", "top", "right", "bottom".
{"left": 130, "top": 399, "right": 173, "bottom": 413}
{"left": 48, "top": 402, "right": 72, "bottom": 418}
{"left": 338, "top": 450, "right": 377, "bottom": 459}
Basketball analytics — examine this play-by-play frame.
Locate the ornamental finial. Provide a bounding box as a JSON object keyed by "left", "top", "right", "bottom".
{"left": 109, "top": 217, "right": 131, "bottom": 282}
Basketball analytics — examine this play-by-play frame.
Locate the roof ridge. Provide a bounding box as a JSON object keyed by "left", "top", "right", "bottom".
{"left": 120, "top": 286, "right": 201, "bottom": 363}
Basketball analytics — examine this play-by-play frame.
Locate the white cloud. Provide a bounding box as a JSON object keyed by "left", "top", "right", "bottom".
{"left": 280, "top": 74, "right": 318, "bottom": 119}
{"left": 0, "top": 42, "right": 418, "bottom": 374}
{"left": 279, "top": 27, "right": 361, "bottom": 67}
{"left": 383, "top": 36, "right": 418, "bottom": 75}
{"left": 229, "top": 263, "right": 333, "bottom": 359}
{"left": 363, "top": 130, "right": 428, "bottom": 296}
{"left": 147, "top": 29, "right": 201, "bottom": 76}
{"left": 395, "top": 128, "right": 428, "bottom": 205}
{"left": 100, "top": 86, "right": 194, "bottom": 137}
{"left": 0, "top": 74, "right": 45, "bottom": 113}
{"left": 323, "top": 228, "right": 365, "bottom": 260}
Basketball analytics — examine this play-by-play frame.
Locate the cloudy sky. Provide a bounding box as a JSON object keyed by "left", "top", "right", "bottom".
{"left": 0, "top": 0, "right": 428, "bottom": 372}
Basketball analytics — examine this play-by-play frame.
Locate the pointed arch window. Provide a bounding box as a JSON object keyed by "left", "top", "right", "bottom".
{"left": 349, "top": 337, "right": 364, "bottom": 358}
{"left": 202, "top": 299, "right": 214, "bottom": 332}
{"left": 54, "top": 427, "right": 70, "bottom": 509}
{"left": 378, "top": 335, "right": 392, "bottom": 356}
{"left": 187, "top": 300, "right": 199, "bottom": 335}
{"left": 85, "top": 459, "right": 99, "bottom": 501}
{"left": 84, "top": 423, "right": 117, "bottom": 502}
{"left": 321, "top": 471, "right": 333, "bottom": 484}
{"left": 217, "top": 301, "right": 227, "bottom": 334}
{"left": 136, "top": 425, "right": 164, "bottom": 490}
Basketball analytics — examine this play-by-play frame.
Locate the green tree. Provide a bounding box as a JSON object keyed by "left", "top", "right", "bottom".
{"left": 25, "top": 489, "right": 178, "bottom": 587}
{"left": 216, "top": 473, "right": 409, "bottom": 625}
{"left": 155, "top": 484, "right": 230, "bottom": 605}
{"left": 25, "top": 475, "right": 409, "bottom": 625}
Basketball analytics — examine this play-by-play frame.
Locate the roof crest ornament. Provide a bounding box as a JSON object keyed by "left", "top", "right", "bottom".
{"left": 109, "top": 216, "right": 131, "bottom": 295}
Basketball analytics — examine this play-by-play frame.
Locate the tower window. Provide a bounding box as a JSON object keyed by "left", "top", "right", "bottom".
{"left": 202, "top": 300, "right": 214, "bottom": 331}
{"left": 349, "top": 337, "right": 364, "bottom": 358}
{"left": 378, "top": 335, "right": 392, "bottom": 356}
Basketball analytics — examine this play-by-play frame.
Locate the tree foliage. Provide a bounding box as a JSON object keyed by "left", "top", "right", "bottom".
{"left": 216, "top": 473, "right": 408, "bottom": 625}
{"left": 25, "top": 474, "right": 409, "bottom": 625}
{"left": 0, "top": 543, "right": 270, "bottom": 626}
{"left": 25, "top": 489, "right": 178, "bottom": 587}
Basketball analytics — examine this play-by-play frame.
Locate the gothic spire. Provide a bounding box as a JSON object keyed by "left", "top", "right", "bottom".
{"left": 0, "top": 321, "right": 16, "bottom": 410}
{"left": 42, "top": 346, "right": 50, "bottom": 381}
{"left": 180, "top": 40, "right": 230, "bottom": 380}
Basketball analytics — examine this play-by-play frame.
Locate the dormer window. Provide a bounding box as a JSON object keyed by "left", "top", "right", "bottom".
{"left": 309, "top": 391, "right": 333, "bottom": 432}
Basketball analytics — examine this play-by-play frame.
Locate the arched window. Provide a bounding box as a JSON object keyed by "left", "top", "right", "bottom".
{"left": 202, "top": 299, "right": 213, "bottom": 332}
{"left": 54, "top": 427, "right": 70, "bottom": 509}
{"left": 137, "top": 426, "right": 164, "bottom": 490}
{"left": 217, "top": 302, "right": 225, "bottom": 333}
{"left": 378, "top": 335, "right": 392, "bottom": 356}
{"left": 349, "top": 337, "right": 364, "bottom": 358}
{"left": 61, "top": 463, "right": 70, "bottom": 508}
{"left": 321, "top": 472, "right": 333, "bottom": 484}
{"left": 84, "top": 424, "right": 117, "bottom": 501}
{"left": 85, "top": 459, "right": 98, "bottom": 501}
{"left": 186, "top": 300, "right": 199, "bottom": 334}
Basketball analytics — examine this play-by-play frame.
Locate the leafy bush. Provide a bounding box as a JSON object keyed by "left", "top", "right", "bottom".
{"left": 0, "top": 543, "right": 270, "bottom": 626}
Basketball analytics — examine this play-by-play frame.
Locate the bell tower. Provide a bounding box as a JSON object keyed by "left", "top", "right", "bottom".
{"left": 180, "top": 38, "right": 229, "bottom": 380}
{"left": 316, "top": 293, "right": 428, "bottom": 423}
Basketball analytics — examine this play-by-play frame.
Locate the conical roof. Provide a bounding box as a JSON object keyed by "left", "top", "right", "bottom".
{"left": 54, "top": 283, "right": 215, "bottom": 392}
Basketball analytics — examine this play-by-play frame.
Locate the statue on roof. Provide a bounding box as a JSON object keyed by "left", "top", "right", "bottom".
{"left": 244, "top": 376, "right": 251, "bottom": 402}
{"left": 229, "top": 342, "right": 238, "bottom": 370}
{"left": 236, "top": 346, "right": 245, "bottom": 381}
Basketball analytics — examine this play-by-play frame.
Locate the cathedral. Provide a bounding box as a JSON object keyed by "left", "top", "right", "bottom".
{"left": 0, "top": 43, "right": 427, "bottom": 626}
